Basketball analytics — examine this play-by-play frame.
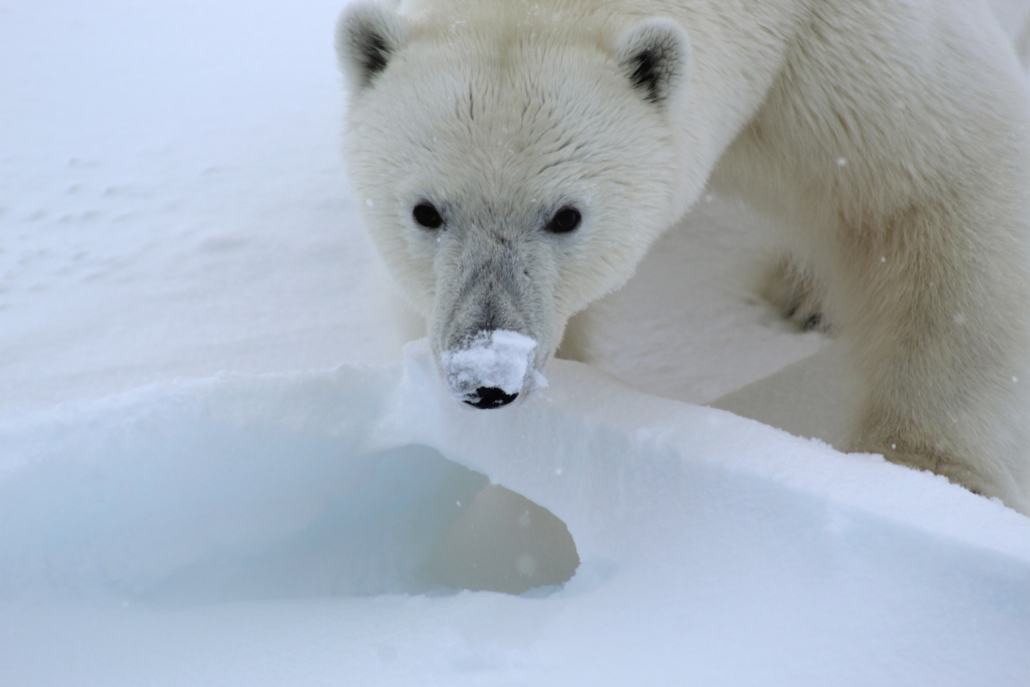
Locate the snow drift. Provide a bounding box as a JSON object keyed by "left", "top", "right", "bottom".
{"left": 2, "top": 340, "right": 1029, "bottom": 686}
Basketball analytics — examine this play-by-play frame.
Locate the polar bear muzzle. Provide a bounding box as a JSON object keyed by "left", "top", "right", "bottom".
{"left": 433, "top": 267, "right": 544, "bottom": 409}
{"left": 440, "top": 330, "right": 538, "bottom": 409}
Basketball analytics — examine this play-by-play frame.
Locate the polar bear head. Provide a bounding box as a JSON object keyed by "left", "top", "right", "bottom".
{"left": 337, "top": 1, "right": 691, "bottom": 407}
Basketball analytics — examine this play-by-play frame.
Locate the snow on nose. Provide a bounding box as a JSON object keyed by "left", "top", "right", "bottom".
{"left": 440, "top": 330, "right": 538, "bottom": 409}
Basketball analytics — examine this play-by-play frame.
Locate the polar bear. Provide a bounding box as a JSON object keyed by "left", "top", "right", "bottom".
{"left": 336, "top": 0, "right": 1030, "bottom": 513}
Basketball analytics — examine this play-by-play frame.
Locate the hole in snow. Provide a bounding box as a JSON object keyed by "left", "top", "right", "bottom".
{"left": 0, "top": 431, "right": 578, "bottom": 603}
{"left": 142, "top": 446, "right": 579, "bottom": 601}
{"left": 424, "top": 482, "right": 580, "bottom": 594}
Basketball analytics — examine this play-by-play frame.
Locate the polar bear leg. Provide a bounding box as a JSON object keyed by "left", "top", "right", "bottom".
{"left": 826, "top": 201, "right": 1030, "bottom": 510}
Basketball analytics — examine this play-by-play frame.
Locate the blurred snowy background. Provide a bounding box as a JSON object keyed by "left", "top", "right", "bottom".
{"left": 2, "top": 1, "right": 1029, "bottom": 685}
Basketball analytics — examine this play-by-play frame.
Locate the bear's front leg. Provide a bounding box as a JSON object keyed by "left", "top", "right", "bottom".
{"left": 832, "top": 203, "right": 1030, "bottom": 512}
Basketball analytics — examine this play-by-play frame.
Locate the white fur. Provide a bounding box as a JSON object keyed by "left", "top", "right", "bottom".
{"left": 338, "top": 0, "right": 1030, "bottom": 513}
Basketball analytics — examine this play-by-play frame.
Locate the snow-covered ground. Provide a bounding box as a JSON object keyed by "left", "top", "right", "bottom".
{"left": 1, "top": 1, "right": 1029, "bottom": 685}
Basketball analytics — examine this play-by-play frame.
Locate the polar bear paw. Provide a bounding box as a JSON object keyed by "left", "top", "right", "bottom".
{"left": 760, "top": 255, "right": 831, "bottom": 333}
{"left": 855, "top": 438, "right": 998, "bottom": 500}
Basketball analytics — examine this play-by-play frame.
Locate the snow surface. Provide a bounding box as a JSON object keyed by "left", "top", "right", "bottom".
{"left": 3, "top": 342, "right": 1030, "bottom": 685}
{"left": 2, "top": 1, "right": 1030, "bottom": 685}
{"left": 440, "top": 330, "right": 541, "bottom": 402}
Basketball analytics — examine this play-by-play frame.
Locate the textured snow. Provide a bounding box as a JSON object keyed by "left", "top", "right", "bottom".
{"left": 440, "top": 330, "right": 540, "bottom": 400}
{"left": 2, "top": 0, "right": 1030, "bottom": 685}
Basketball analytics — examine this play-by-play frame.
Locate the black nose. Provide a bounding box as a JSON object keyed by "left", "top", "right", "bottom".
{"left": 465, "top": 386, "right": 518, "bottom": 409}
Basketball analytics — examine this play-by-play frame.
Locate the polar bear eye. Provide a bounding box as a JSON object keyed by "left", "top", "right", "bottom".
{"left": 546, "top": 207, "right": 582, "bottom": 234}
{"left": 413, "top": 202, "right": 444, "bottom": 229}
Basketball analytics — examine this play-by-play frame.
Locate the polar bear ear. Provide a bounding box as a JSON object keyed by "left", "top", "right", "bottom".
{"left": 615, "top": 19, "right": 691, "bottom": 106}
{"left": 336, "top": 2, "right": 408, "bottom": 92}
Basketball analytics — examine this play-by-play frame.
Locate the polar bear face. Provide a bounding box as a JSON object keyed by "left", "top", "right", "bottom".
{"left": 338, "top": 2, "right": 690, "bottom": 407}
